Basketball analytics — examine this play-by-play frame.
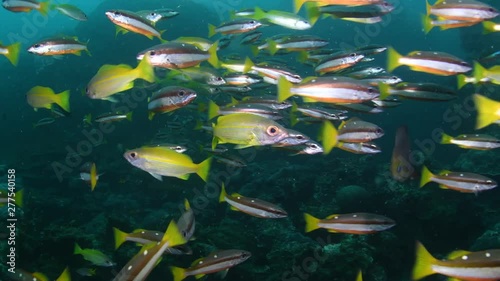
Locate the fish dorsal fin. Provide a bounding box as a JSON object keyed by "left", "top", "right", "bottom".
{"left": 191, "top": 257, "right": 204, "bottom": 266}
{"left": 230, "top": 192, "right": 243, "bottom": 198}
{"left": 326, "top": 214, "right": 340, "bottom": 219}
{"left": 302, "top": 76, "right": 317, "bottom": 83}
{"left": 447, "top": 250, "right": 471, "bottom": 260}
{"left": 438, "top": 170, "right": 452, "bottom": 176}
{"left": 32, "top": 273, "right": 49, "bottom": 281}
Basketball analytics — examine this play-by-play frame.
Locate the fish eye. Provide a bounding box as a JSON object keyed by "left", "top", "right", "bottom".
{"left": 33, "top": 44, "right": 40, "bottom": 48}
{"left": 368, "top": 88, "right": 375, "bottom": 93}
{"left": 296, "top": 135, "right": 304, "bottom": 140}
{"left": 391, "top": 76, "right": 398, "bottom": 79}
{"left": 488, "top": 8, "right": 495, "bottom": 12}
{"left": 250, "top": 20, "right": 256, "bottom": 24}
{"left": 130, "top": 152, "right": 137, "bottom": 158}
{"left": 150, "top": 12, "right": 157, "bottom": 16}
{"left": 149, "top": 51, "right": 156, "bottom": 56}
{"left": 460, "top": 62, "right": 469, "bottom": 66}
{"left": 350, "top": 53, "right": 356, "bottom": 57}
{"left": 217, "top": 77, "right": 223, "bottom": 81}
{"left": 375, "top": 128, "right": 383, "bottom": 134}
{"left": 113, "top": 11, "right": 121, "bottom": 16}
{"left": 267, "top": 126, "right": 279, "bottom": 136}
{"left": 178, "top": 90, "right": 185, "bottom": 96}
{"left": 310, "top": 144, "right": 318, "bottom": 148}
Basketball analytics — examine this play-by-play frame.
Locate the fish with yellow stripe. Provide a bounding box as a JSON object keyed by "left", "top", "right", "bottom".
{"left": 124, "top": 146, "right": 212, "bottom": 182}
{"left": 26, "top": 86, "right": 71, "bottom": 113}
{"left": 420, "top": 165, "right": 497, "bottom": 193}
{"left": 412, "top": 241, "right": 500, "bottom": 281}
{"left": 219, "top": 183, "right": 288, "bottom": 218}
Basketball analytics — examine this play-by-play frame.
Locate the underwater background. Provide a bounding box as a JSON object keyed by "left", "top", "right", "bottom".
{"left": 1, "top": 0, "right": 500, "bottom": 280}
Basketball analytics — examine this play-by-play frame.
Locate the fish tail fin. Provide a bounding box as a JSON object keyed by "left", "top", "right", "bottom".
{"left": 297, "top": 51, "right": 308, "bottom": 63}
{"left": 196, "top": 157, "right": 212, "bottom": 182}
{"left": 249, "top": 45, "right": 260, "bottom": 56}
{"left": 38, "top": 1, "right": 51, "bottom": 16}
{"left": 243, "top": 57, "right": 254, "bottom": 73}
{"left": 473, "top": 61, "right": 487, "bottom": 82}
{"left": 207, "top": 41, "right": 220, "bottom": 68}
{"left": 304, "top": 213, "right": 320, "bottom": 233}
{"left": 57, "top": 90, "right": 71, "bottom": 113}
{"left": 387, "top": 47, "right": 402, "bottom": 72}
{"left": 277, "top": 76, "right": 293, "bottom": 102}
{"left": 33, "top": 273, "right": 49, "bottom": 281}
{"left": 90, "top": 163, "right": 97, "bottom": 191}
{"left": 321, "top": 121, "right": 338, "bottom": 155}
{"left": 473, "top": 94, "right": 500, "bottom": 129}
{"left": 294, "top": 0, "right": 307, "bottom": 13}
{"left": 483, "top": 21, "right": 495, "bottom": 34}
{"left": 378, "top": 82, "right": 392, "bottom": 100}
{"left": 440, "top": 133, "right": 453, "bottom": 144}
{"left": 135, "top": 54, "right": 155, "bottom": 83}
{"left": 163, "top": 220, "right": 187, "bottom": 247}
{"left": 170, "top": 266, "right": 187, "bottom": 281}
{"left": 126, "top": 111, "right": 133, "bottom": 121}
{"left": 207, "top": 100, "right": 220, "bottom": 120}
{"left": 412, "top": 242, "right": 437, "bottom": 280}
{"left": 14, "top": 189, "right": 23, "bottom": 208}
{"left": 305, "top": 2, "right": 321, "bottom": 26}
{"left": 73, "top": 243, "right": 82, "bottom": 255}
{"left": 208, "top": 24, "right": 216, "bottom": 38}
{"left": 419, "top": 166, "right": 434, "bottom": 187}
{"left": 113, "top": 227, "right": 128, "bottom": 249}
{"left": 219, "top": 182, "right": 227, "bottom": 203}
{"left": 5, "top": 42, "right": 21, "bottom": 66}
{"left": 55, "top": 267, "right": 71, "bottom": 281}
{"left": 421, "top": 14, "right": 433, "bottom": 34}
{"left": 268, "top": 39, "right": 278, "bottom": 55}
{"left": 253, "top": 7, "right": 266, "bottom": 20}
{"left": 456, "top": 74, "right": 468, "bottom": 89}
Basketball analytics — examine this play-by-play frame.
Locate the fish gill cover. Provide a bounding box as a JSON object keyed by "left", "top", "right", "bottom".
{"left": 0, "top": 0, "right": 499, "bottom": 280}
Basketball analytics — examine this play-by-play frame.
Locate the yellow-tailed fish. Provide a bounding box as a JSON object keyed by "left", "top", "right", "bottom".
{"left": 387, "top": 47, "right": 471, "bottom": 76}
{"left": 28, "top": 37, "right": 90, "bottom": 56}
{"left": 0, "top": 189, "right": 23, "bottom": 208}
{"left": 170, "top": 250, "right": 251, "bottom": 281}
{"left": 105, "top": 10, "right": 165, "bottom": 41}
{"left": 2, "top": 0, "right": 51, "bottom": 15}
{"left": 473, "top": 61, "right": 500, "bottom": 85}
{"left": 212, "top": 113, "right": 291, "bottom": 149}
{"left": 86, "top": 55, "right": 155, "bottom": 100}
{"left": 124, "top": 146, "right": 212, "bottom": 182}
{"left": 425, "top": 0, "right": 498, "bottom": 22}
{"left": 304, "top": 212, "right": 395, "bottom": 233}
{"left": 420, "top": 165, "right": 497, "bottom": 193}
{"left": 413, "top": 241, "right": 500, "bottom": 281}
{"left": 0, "top": 42, "right": 21, "bottom": 66}
{"left": 440, "top": 133, "right": 500, "bottom": 150}
{"left": 26, "top": 86, "right": 70, "bottom": 112}
{"left": 251, "top": 7, "right": 312, "bottom": 30}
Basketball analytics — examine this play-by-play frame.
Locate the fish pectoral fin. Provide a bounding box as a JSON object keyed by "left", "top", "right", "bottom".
{"left": 194, "top": 274, "right": 206, "bottom": 279}
{"left": 438, "top": 185, "right": 448, "bottom": 190}
{"left": 178, "top": 174, "right": 190, "bottom": 180}
{"left": 217, "top": 269, "right": 230, "bottom": 279}
{"left": 234, "top": 144, "right": 253, "bottom": 149}
{"left": 229, "top": 205, "right": 240, "bottom": 212}
{"left": 103, "top": 96, "right": 120, "bottom": 103}
{"left": 149, "top": 172, "right": 163, "bottom": 181}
